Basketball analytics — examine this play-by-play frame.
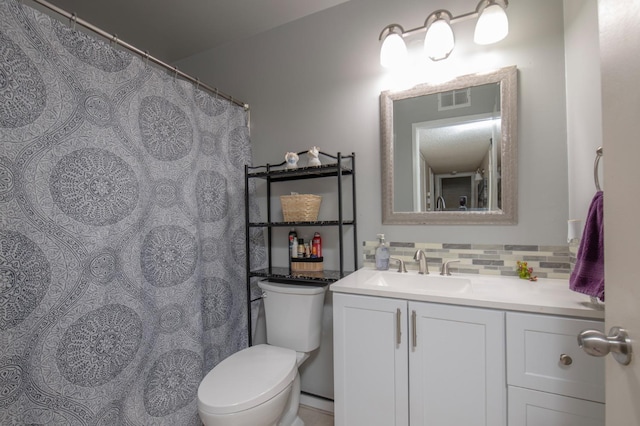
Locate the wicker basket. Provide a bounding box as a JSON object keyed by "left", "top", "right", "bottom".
{"left": 291, "top": 257, "right": 324, "bottom": 272}
{"left": 280, "top": 194, "right": 322, "bottom": 222}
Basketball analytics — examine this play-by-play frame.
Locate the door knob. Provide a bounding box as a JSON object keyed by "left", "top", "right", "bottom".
{"left": 577, "top": 326, "right": 632, "bottom": 365}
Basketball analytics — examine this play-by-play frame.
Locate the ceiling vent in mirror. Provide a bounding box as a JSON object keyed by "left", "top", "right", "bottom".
{"left": 438, "top": 88, "right": 470, "bottom": 110}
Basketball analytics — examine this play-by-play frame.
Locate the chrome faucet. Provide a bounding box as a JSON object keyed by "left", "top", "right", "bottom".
{"left": 413, "top": 249, "right": 429, "bottom": 275}
{"left": 440, "top": 259, "right": 460, "bottom": 276}
{"left": 435, "top": 196, "right": 446, "bottom": 211}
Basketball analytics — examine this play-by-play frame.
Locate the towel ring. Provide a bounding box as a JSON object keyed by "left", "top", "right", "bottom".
{"left": 594, "top": 147, "right": 603, "bottom": 191}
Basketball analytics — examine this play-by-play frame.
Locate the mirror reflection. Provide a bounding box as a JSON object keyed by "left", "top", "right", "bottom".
{"left": 394, "top": 83, "right": 501, "bottom": 212}
{"left": 381, "top": 66, "right": 517, "bottom": 225}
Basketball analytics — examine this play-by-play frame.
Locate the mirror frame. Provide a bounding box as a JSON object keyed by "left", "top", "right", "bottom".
{"left": 381, "top": 65, "right": 518, "bottom": 225}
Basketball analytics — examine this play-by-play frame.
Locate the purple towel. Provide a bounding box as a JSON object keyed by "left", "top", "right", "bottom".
{"left": 570, "top": 191, "right": 605, "bottom": 301}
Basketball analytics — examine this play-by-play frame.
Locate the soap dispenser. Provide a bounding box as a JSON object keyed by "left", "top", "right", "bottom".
{"left": 375, "top": 234, "right": 390, "bottom": 271}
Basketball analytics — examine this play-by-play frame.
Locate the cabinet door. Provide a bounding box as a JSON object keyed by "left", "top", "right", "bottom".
{"left": 333, "top": 293, "right": 408, "bottom": 426}
{"left": 409, "top": 302, "right": 506, "bottom": 426}
{"left": 508, "top": 386, "right": 604, "bottom": 426}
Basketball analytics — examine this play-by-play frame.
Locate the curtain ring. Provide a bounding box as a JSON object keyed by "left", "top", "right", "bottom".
{"left": 70, "top": 13, "right": 77, "bottom": 31}
{"left": 143, "top": 50, "right": 150, "bottom": 65}
{"left": 173, "top": 66, "right": 178, "bottom": 80}
{"left": 111, "top": 34, "right": 118, "bottom": 47}
{"left": 195, "top": 78, "right": 200, "bottom": 91}
{"left": 215, "top": 88, "right": 219, "bottom": 99}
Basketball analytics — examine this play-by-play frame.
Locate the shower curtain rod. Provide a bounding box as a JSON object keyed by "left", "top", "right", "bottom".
{"left": 28, "top": 0, "right": 250, "bottom": 111}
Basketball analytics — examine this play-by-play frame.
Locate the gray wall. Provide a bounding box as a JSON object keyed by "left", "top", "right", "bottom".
{"left": 563, "top": 0, "right": 602, "bottom": 224}
{"left": 178, "top": 0, "right": 570, "bottom": 256}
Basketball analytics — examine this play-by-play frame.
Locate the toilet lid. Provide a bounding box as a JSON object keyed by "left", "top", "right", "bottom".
{"left": 198, "top": 344, "right": 297, "bottom": 415}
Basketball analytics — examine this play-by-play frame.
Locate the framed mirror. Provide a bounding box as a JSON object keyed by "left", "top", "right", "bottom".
{"left": 381, "top": 66, "right": 518, "bottom": 225}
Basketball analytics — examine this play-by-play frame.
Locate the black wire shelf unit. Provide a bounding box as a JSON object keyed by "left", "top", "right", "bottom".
{"left": 244, "top": 152, "right": 357, "bottom": 344}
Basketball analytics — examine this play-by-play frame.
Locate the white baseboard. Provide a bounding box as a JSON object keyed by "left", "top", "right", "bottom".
{"left": 300, "top": 393, "right": 334, "bottom": 414}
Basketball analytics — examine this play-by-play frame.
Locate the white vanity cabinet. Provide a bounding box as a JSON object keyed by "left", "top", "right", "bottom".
{"left": 331, "top": 268, "right": 605, "bottom": 426}
{"left": 506, "top": 312, "right": 605, "bottom": 425}
{"left": 333, "top": 293, "right": 506, "bottom": 426}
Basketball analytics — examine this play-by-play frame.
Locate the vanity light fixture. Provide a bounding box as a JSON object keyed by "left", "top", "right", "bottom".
{"left": 423, "top": 10, "right": 455, "bottom": 61}
{"left": 474, "top": 0, "right": 509, "bottom": 44}
{"left": 379, "top": 0, "right": 509, "bottom": 68}
{"left": 379, "top": 24, "right": 408, "bottom": 68}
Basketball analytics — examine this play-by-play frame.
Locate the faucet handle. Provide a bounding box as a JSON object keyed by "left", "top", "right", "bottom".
{"left": 390, "top": 257, "right": 407, "bottom": 273}
{"left": 440, "top": 259, "right": 461, "bottom": 276}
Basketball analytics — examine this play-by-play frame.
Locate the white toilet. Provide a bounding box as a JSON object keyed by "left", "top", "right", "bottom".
{"left": 197, "top": 281, "right": 327, "bottom": 426}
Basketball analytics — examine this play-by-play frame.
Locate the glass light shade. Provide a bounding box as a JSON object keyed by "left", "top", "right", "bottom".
{"left": 380, "top": 32, "right": 407, "bottom": 68}
{"left": 424, "top": 19, "right": 455, "bottom": 61}
{"left": 474, "top": 3, "right": 509, "bottom": 45}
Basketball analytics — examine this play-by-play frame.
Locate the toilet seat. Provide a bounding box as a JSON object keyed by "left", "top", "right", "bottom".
{"left": 198, "top": 344, "right": 297, "bottom": 415}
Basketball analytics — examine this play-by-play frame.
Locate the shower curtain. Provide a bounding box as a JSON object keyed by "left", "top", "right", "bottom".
{"left": 0, "top": 0, "right": 264, "bottom": 424}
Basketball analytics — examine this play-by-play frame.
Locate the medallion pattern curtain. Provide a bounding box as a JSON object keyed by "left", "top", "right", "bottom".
{"left": 0, "top": 0, "right": 262, "bottom": 424}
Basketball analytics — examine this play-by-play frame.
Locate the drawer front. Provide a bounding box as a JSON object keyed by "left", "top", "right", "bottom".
{"left": 506, "top": 312, "right": 604, "bottom": 402}
{"left": 508, "top": 386, "right": 604, "bottom": 426}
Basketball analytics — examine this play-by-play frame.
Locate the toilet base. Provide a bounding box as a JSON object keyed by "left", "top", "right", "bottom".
{"left": 289, "top": 416, "right": 304, "bottom": 426}
{"left": 278, "top": 372, "right": 303, "bottom": 426}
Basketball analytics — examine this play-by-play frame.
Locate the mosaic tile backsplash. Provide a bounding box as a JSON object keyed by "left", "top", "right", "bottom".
{"left": 363, "top": 241, "right": 580, "bottom": 280}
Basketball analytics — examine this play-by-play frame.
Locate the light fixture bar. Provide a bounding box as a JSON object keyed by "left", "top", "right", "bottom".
{"left": 400, "top": 10, "right": 479, "bottom": 39}
{"left": 379, "top": 0, "right": 509, "bottom": 66}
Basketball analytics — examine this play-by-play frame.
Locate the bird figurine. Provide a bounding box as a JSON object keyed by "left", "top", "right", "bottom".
{"left": 308, "top": 146, "right": 321, "bottom": 167}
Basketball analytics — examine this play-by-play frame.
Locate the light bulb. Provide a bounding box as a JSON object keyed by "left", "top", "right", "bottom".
{"left": 380, "top": 32, "right": 408, "bottom": 69}
{"left": 474, "top": 3, "right": 509, "bottom": 45}
{"left": 424, "top": 18, "right": 455, "bottom": 61}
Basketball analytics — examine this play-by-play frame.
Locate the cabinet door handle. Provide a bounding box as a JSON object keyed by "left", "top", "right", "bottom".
{"left": 411, "top": 310, "right": 417, "bottom": 349}
{"left": 396, "top": 308, "right": 402, "bottom": 345}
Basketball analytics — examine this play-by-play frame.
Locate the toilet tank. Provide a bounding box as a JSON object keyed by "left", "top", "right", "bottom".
{"left": 258, "top": 281, "right": 327, "bottom": 352}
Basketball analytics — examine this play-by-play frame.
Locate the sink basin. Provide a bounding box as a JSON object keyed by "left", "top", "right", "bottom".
{"left": 365, "top": 272, "right": 471, "bottom": 294}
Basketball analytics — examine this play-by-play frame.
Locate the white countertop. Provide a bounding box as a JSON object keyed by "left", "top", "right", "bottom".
{"left": 330, "top": 268, "right": 604, "bottom": 320}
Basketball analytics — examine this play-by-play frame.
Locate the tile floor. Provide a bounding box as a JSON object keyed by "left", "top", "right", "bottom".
{"left": 299, "top": 405, "right": 334, "bottom": 426}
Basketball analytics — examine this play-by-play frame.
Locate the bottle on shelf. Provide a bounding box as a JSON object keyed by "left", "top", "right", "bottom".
{"left": 289, "top": 229, "right": 298, "bottom": 259}
{"left": 312, "top": 232, "right": 322, "bottom": 258}
{"left": 298, "top": 238, "right": 305, "bottom": 258}
{"left": 375, "top": 233, "right": 390, "bottom": 271}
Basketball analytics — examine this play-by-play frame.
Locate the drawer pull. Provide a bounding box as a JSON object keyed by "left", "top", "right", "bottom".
{"left": 559, "top": 354, "right": 573, "bottom": 366}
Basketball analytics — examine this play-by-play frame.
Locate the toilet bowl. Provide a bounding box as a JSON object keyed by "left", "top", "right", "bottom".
{"left": 198, "top": 344, "right": 297, "bottom": 426}
{"left": 197, "top": 281, "right": 327, "bottom": 426}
